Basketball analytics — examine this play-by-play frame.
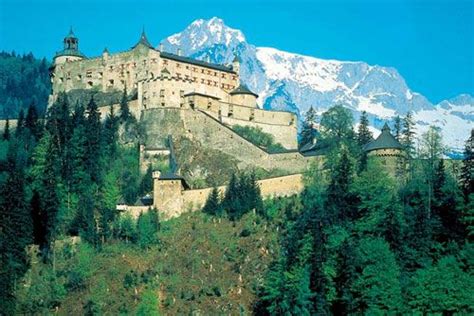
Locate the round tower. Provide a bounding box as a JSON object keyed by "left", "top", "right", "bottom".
{"left": 364, "top": 123, "right": 406, "bottom": 175}
{"left": 53, "top": 27, "right": 86, "bottom": 64}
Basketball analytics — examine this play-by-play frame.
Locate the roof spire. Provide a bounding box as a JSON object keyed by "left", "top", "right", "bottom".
{"left": 132, "top": 27, "right": 153, "bottom": 49}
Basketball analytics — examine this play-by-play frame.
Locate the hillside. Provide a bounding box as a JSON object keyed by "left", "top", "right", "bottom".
{"left": 14, "top": 211, "right": 282, "bottom": 315}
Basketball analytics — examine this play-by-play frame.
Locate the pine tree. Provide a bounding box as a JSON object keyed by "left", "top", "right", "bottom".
{"left": 222, "top": 174, "right": 241, "bottom": 220}
{"left": 203, "top": 187, "right": 222, "bottom": 216}
{"left": 15, "top": 108, "right": 25, "bottom": 137}
{"left": 326, "top": 147, "right": 356, "bottom": 223}
{"left": 85, "top": 96, "right": 103, "bottom": 184}
{"left": 102, "top": 104, "right": 119, "bottom": 157}
{"left": 0, "top": 140, "right": 33, "bottom": 313}
{"left": 119, "top": 87, "right": 131, "bottom": 123}
{"left": 401, "top": 112, "right": 416, "bottom": 158}
{"left": 357, "top": 111, "right": 373, "bottom": 147}
{"left": 2, "top": 118, "right": 10, "bottom": 140}
{"left": 460, "top": 129, "right": 473, "bottom": 199}
{"left": 300, "top": 106, "right": 317, "bottom": 148}
{"left": 393, "top": 115, "right": 402, "bottom": 141}
{"left": 25, "top": 103, "right": 41, "bottom": 141}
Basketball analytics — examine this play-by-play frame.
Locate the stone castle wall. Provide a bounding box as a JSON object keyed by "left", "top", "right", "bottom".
{"left": 141, "top": 108, "right": 317, "bottom": 175}
{"left": 153, "top": 173, "right": 304, "bottom": 219}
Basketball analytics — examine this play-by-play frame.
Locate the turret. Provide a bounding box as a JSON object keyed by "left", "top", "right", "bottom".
{"left": 229, "top": 83, "right": 258, "bottom": 108}
{"left": 53, "top": 27, "right": 86, "bottom": 64}
{"left": 232, "top": 54, "right": 240, "bottom": 75}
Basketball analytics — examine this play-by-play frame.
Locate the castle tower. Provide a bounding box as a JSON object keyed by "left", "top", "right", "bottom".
{"left": 53, "top": 27, "right": 86, "bottom": 64}
{"left": 232, "top": 54, "right": 240, "bottom": 75}
{"left": 364, "top": 123, "right": 405, "bottom": 175}
{"left": 229, "top": 83, "right": 258, "bottom": 108}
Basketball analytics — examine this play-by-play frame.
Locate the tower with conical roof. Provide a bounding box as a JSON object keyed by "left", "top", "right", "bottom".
{"left": 54, "top": 27, "right": 86, "bottom": 64}
{"left": 364, "top": 123, "right": 406, "bottom": 175}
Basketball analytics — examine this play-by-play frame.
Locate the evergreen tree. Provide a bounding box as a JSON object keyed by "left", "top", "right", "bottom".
{"left": 401, "top": 111, "right": 416, "bottom": 158}
{"left": 202, "top": 187, "right": 222, "bottom": 216}
{"left": 299, "top": 106, "right": 317, "bottom": 148}
{"left": 460, "top": 129, "right": 473, "bottom": 199}
{"left": 2, "top": 117, "right": 10, "bottom": 140}
{"left": 84, "top": 96, "right": 102, "bottom": 184}
{"left": 15, "top": 108, "right": 25, "bottom": 137}
{"left": 25, "top": 102, "right": 41, "bottom": 141}
{"left": 31, "top": 190, "right": 47, "bottom": 247}
{"left": 136, "top": 210, "right": 160, "bottom": 249}
{"left": 222, "top": 174, "right": 241, "bottom": 220}
{"left": 139, "top": 164, "right": 153, "bottom": 195}
{"left": 326, "top": 147, "right": 356, "bottom": 223}
{"left": 393, "top": 115, "right": 402, "bottom": 141}
{"left": 119, "top": 87, "right": 131, "bottom": 123}
{"left": 0, "top": 141, "right": 33, "bottom": 313}
{"left": 357, "top": 111, "right": 373, "bottom": 147}
{"left": 102, "top": 104, "right": 119, "bottom": 157}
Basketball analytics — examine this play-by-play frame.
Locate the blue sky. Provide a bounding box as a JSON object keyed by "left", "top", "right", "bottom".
{"left": 0, "top": 0, "right": 472, "bottom": 103}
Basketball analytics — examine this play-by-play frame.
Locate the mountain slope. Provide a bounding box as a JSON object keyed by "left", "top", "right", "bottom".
{"left": 160, "top": 17, "right": 473, "bottom": 151}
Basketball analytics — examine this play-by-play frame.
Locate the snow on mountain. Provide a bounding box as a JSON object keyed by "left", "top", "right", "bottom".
{"left": 159, "top": 17, "right": 473, "bottom": 151}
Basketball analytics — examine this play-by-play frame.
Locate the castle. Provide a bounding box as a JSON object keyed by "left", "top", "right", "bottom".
{"left": 50, "top": 29, "right": 405, "bottom": 219}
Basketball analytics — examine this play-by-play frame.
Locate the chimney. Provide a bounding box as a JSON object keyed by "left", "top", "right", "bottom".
{"left": 159, "top": 43, "right": 164, "bottom": 51}
{"left": 177, "top": 48, "right": 182, "bottom": 56}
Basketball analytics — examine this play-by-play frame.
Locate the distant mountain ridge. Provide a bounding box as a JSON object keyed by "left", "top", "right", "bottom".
{"left": 160, "top": 17, "right": 472, "bottom": 151}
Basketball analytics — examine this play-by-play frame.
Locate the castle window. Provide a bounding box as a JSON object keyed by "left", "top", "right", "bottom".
{"left": 193, "top": 67, "right": 197, "bottom": 72}
{"left": 207, "top": 80, "right": 211, "bottom": 85}
{"left": 193, "top": 77, "right": 197, "bottom": 82}
{"left": 86, "top": 71, "right": 92, "bottom": 78}
{"left": 222, "top": 73, "right": 226, "bottom": 79}
{"left": 214, "top": 72, "right": 217, "bottom": 76}
{"left": 109, "top": 79, "right": 114, "bottom": 86}
{"left": 201, "top": 69, "right": 204, "bottom": 73}
{"left": 214, "top": 81, "right": 217, "bottom": 86}
{"left": 87, "top": 81, "right": 93, "bottom": 87}
{"left": 77, "top": 74, "right": 82, "bottom": 80}
{"left": 201, "top": 79, "right": 205, "bottom": 84}
{"left": 109, "top": 66, "right": 114, "bottom": 71}
{"left": 232, "top": 75, "right": 237, "bottom": 80}
{"left": 185, "top": 65, "right": 189, "bottom": 70}
{"left": 207, "top": 70, "right": 211, "bottom": 75}
{"left": 161, "top": 102, "right": 165, "bottom": 107}
{"left": 151, "top": 58, "right": 157, "bottom": 63}
{"left": 59, "top": 77, "right": 64, "bottom": 83}
{"left": 163, "top": 60, "right": 168, "bottom": 65}
{"left": 176, "top": 63, "right": 181, "bottom": 68}
{"left": 180, "top": 90, "right": 184, "bottom": 97}
{"left": 160, "top": 89, "right": 165, "bottom": 97}
{"left": 176, "top": 73, "right": 181, "bottom": 79}
{"left": 207, "top": 102, "right": 212, "bottom": 110}
{"left": 98, "top": 72, "right": 103, "bottom": 79}
{"left": 221, "top": 83, "right": 225, "bottom": 88}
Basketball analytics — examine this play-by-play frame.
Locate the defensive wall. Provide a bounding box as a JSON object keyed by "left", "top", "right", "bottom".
{"left": 147, "top": 172, "right": 305, "bottom": 219}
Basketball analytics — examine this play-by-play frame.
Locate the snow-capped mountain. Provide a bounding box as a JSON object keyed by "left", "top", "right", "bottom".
{"left": 160, "top": 17, "right": 473, "bottom": 151}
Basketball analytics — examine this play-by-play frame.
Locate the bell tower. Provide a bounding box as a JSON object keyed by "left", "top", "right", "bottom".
{"left": 54, "top": 27, "right": 85, "bottom": 64}
{"left": 64, "top": 27, "right": 79, "bottom": 51}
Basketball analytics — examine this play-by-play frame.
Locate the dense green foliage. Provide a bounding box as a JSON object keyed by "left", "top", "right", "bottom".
{"left": 232, "top": 125, "right": 286, "bottom": 152}
{"left": 0, "top": 65, "right": 472, "bottom": 315}
{"left": 0, "top": 51, "right": 50, "bottom": 118}
{"left": 0, "top": 91, "right": 155, "bottom": 313}
{"left": 256, "top": 107, "right": 473, "bottom": 314}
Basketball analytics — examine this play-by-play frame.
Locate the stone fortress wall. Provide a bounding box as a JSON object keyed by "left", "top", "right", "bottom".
{"left": 149, "top": 172, "right": 305, "bottom": 219}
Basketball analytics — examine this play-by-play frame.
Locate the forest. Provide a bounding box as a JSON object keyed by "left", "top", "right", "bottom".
{"left": 0, "top": 52, "right": 472, "bottom": 314}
